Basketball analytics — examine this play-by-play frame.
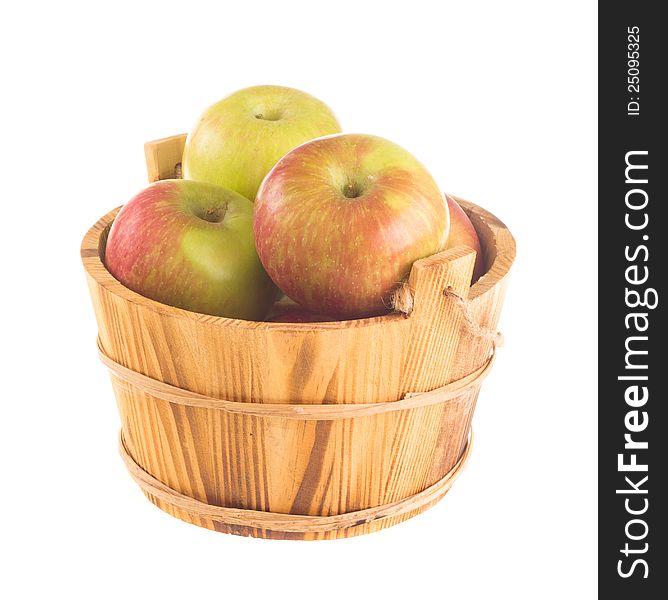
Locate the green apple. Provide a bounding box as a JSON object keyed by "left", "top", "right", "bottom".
{"left": 104, "top": 179, "right": 279, "bottom": 319}
{"left": 182, "top": 85, "right": 341, "bottom": 201}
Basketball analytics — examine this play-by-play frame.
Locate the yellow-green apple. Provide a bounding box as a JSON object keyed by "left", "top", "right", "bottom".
{"left": 254, "top": 133, "right": 449, "bottom": 318}
{"left": 104, "top": 179, "right": 278, "bottom": 319}
{"left": 444, "top": 194, "right": 484, "bottom": 282}
{"left": 182, "top": 85, "right": 341, "bottom": 201}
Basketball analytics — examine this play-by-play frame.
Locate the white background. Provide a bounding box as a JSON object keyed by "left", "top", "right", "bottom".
{"left": 1, "top": 1, "right": 596, "bottom": 598}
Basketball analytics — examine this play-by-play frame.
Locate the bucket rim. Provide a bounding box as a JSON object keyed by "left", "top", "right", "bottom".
{"left": 81, "top": 197, "right": 515, "bottom": 331}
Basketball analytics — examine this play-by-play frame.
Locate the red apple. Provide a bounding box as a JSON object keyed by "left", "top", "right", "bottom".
{"left": 444, "top": 194, "right": 485, "bottom": 283}
{"left": 253, "top": 134, "right": 449, "bottom": 318}
{"left": 105, "top": 179, "right": 278, "bottom": 319}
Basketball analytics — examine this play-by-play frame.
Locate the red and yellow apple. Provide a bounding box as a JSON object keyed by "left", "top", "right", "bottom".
{"left": 182, "top": 85, "right": 341, "bottom": 201}
{"left": 104, "top": 179, "right": 278, "bottom": 319}
{"left": 253, "top": 133, "right": 449, "bottom": 318}
{"left": 444, "top": 193, "right": 484, "bottom": 282}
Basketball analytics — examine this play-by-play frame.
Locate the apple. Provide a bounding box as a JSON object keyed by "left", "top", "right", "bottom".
{"left": 253, "top": 133, "right": 449, "bottom": 318}
{"left": 444, "top": 194, "right": 485, "bottom": 283}
{"left": 182, "top": 85, "right": 341, "bottom": 201}
{"left": 264, "top": 296, "right": 337, "bottom": 323}
{"left": 265, "top": 298, "right": 335, "bottom": 323}
{"left": 104, "top": 179, "right": 278, "bottom": 319}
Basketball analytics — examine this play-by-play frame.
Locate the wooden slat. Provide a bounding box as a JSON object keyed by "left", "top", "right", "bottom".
{"left": 144, "top": 134, "right": 187, "bottom": 182}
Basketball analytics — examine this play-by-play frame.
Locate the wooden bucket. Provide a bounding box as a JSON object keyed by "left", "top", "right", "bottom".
{"left": 81, "top": 135, "right": 515, "bottom": 540}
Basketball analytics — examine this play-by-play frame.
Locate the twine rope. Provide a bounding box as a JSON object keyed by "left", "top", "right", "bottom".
{"left": 443, "top": 286, "right": 504, "bottom": 347}
{"left": 119, "top": 429, "right": 473, "bottom": 533}
{"left": 98, "top": 286, "right": 502, "bottom": 419}
{"left": 392, "top": 282, "right": 504, "bottom": 348}
{"left": 98, "top": 339, "right": 495, "bottom": 420}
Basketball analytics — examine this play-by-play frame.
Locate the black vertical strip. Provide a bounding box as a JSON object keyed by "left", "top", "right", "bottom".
{"left": 599, "top": 3, "right": 667, "bottom": 595}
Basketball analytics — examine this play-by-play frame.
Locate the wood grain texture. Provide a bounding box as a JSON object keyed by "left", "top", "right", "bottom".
{"left": 118, "top": 429, "right": 473, "bottom": 533}
{"left": 81, "top": 138, "right": 515, "bottom": 539}
{"left": 144, "top": 134, "right": 187, "bottom": 182}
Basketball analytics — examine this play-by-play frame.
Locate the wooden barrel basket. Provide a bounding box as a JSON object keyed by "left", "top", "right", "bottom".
{"left": 81, "top": 134, "right": 516, "bottom": 540}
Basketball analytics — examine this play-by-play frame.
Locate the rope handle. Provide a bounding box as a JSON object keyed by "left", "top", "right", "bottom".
{"left": 392, "top": 282, "right": 504, "bottom": 348}
{"left": 443, "top": 286, "right": 504, "bottom": 347}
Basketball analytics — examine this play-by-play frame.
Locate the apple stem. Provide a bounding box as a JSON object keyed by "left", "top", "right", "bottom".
{"left": 343, "top": 182, "right": 362, "bottom": 199}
